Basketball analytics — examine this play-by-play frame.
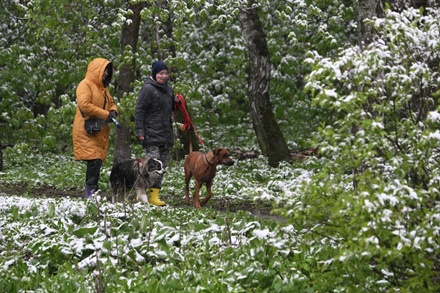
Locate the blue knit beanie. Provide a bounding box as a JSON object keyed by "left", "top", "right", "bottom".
{"left": 151, "top": 61, "right": 168, "bottom": 81}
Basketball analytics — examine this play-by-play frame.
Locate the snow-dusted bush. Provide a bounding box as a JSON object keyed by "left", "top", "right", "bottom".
{"left": 0, "top": 194, "right": 305, "bottom": 292}
{"left": 289, "top": 7, "right": 440, "bottom": 291}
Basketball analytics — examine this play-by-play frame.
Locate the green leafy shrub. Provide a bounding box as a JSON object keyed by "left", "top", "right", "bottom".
{"left": 287, "top": 7, "right": 440, "bottom": 292}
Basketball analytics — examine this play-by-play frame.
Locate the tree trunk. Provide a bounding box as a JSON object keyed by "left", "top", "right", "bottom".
{"left": 114, "top": 1, "right": 145, "bottom": 159}
{"left": 154, "top": 1, "right": 177, "bottom": 60}
{"left": 357, "top": 0, "right": 384, "bottom": 46}
{"left": 238, "top": 5, "right": 289, "bottom": 167}
{"left": 0, "top": 146, "right": 3, "bottom": 172}
{"left": 354, "top": 0, "right": 385, "bottom": 191}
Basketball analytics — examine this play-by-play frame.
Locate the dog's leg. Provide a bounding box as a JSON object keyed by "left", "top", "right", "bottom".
{"left": 184, "top": 169, "right": 192, "bottom": 205}
{"left": 185, "top": 181, "right": 190, "bottom": 205}
{"left": 200, "top": 180, "right": 213, "bottom": 205}
{"left": 136, "top": 187, "right": 148, "bottom": 203}
{"left": 193, "top": 181, "right": 202, "bottom": 209}
{"left": 109, "top": 184, "right": 117, "bottom": 203}
{"left": 112, "top": 184, "right": 118, "bottom": 203}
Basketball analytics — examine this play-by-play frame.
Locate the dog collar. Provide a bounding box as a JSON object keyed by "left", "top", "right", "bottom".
{"left": 204, "top": 154, "right": 215, "bottom": 166}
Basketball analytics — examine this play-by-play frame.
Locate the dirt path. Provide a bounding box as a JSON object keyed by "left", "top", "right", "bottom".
{"left": 0, "top": 183, "right": 283, "bottom": 221}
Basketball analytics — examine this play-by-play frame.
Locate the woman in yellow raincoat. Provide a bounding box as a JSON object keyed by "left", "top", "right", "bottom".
{"left": 72, "top": 58, "right": 118, "bottom": 198}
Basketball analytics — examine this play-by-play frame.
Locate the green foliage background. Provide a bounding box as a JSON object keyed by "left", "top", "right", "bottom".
{"left": 279, "top": 7, "right": 440, "bottom": 291}
{"left": 1, "top": 0, "right": 355, "bottom": 151}
{"left": 1, "top": 0, "right": 440, "bottom": 292}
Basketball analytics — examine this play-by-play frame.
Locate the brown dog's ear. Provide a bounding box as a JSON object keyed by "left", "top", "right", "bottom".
{"left": 213, "top": 148, "right": 220, "bottom": 155}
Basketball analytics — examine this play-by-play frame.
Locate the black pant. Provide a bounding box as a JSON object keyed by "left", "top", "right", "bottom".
{"left": 85, "top": 159, "right": 102, "bottom": 191}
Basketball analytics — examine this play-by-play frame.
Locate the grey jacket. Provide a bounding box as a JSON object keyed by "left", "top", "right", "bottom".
{"left": 134, "top": 77, "right": 175, "bottom": 147}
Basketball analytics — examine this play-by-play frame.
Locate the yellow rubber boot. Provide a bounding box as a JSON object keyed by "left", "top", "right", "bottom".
{"left": 148, "top": 188, "right": 166, "bottom": 206}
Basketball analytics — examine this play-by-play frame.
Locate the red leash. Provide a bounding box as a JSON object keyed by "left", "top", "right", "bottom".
{"left": 175, "top": 94, "right": 204, "bottom": 146}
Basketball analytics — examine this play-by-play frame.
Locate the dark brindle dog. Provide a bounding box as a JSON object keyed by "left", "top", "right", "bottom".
{"left": 109, "top": 156, "right": 163, "bottom": 203}
{"left": 184, "top": 148, "right": 234, "bottom": 208}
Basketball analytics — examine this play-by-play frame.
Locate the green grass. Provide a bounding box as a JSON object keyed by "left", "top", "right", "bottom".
{"left": 0, "top": 144, "right": 320, "bottom": 292}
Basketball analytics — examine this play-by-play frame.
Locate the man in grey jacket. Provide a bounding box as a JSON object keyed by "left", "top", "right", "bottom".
{"left": 134, "top": 60, "right": 179, "bottom": 205}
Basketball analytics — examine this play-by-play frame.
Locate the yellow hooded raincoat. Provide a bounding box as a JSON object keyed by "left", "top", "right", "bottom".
{"left": 72, "top": 58, "right": 117, "bottom": 162}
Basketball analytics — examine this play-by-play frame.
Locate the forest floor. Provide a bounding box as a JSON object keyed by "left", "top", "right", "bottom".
{"left": 0, "top": 183, "right": 283, "bottom": 221}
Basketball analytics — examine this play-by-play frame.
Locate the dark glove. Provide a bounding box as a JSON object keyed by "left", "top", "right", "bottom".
{"left": 106, "top": 110, "right": 117, "bottom": 123}
{"left": 109, "top": 110, "right": 117, "bottom": 119}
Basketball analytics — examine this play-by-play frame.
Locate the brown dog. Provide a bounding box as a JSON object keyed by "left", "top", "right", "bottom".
{"left": 184, "top": 148, "right": 234, "bottom": 208}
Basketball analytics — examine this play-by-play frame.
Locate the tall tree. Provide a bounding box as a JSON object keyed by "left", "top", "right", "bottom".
{"left": 357, "top": 0, "right": 384, "bottom": 46}
{"left": 238, "top": 4, "right": 289, "bottom": 167}
{"left": 154, "top": 0, "right": 177, "bottom": 60}
{"left": 353, "top": 0, "right": 385, "bottom": 190}
{"left": 114, "top": 1, "right": 146, "bottom": 159}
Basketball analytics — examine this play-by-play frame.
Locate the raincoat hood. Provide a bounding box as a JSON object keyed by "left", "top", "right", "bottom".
{"left": 85, "top": 58, "right": 113, "bottom": 88}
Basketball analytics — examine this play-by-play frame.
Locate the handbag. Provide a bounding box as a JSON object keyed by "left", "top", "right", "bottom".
{"left": 84, "top": 118, "right": 103, "bottom": 134}
{"left": 81, "top": 92, "right": 108, "bottom": 135}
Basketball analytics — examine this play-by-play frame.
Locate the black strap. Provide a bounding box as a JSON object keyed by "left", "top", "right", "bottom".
{"left": 103, "top": 91, "right": 108, "bottom": 109}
